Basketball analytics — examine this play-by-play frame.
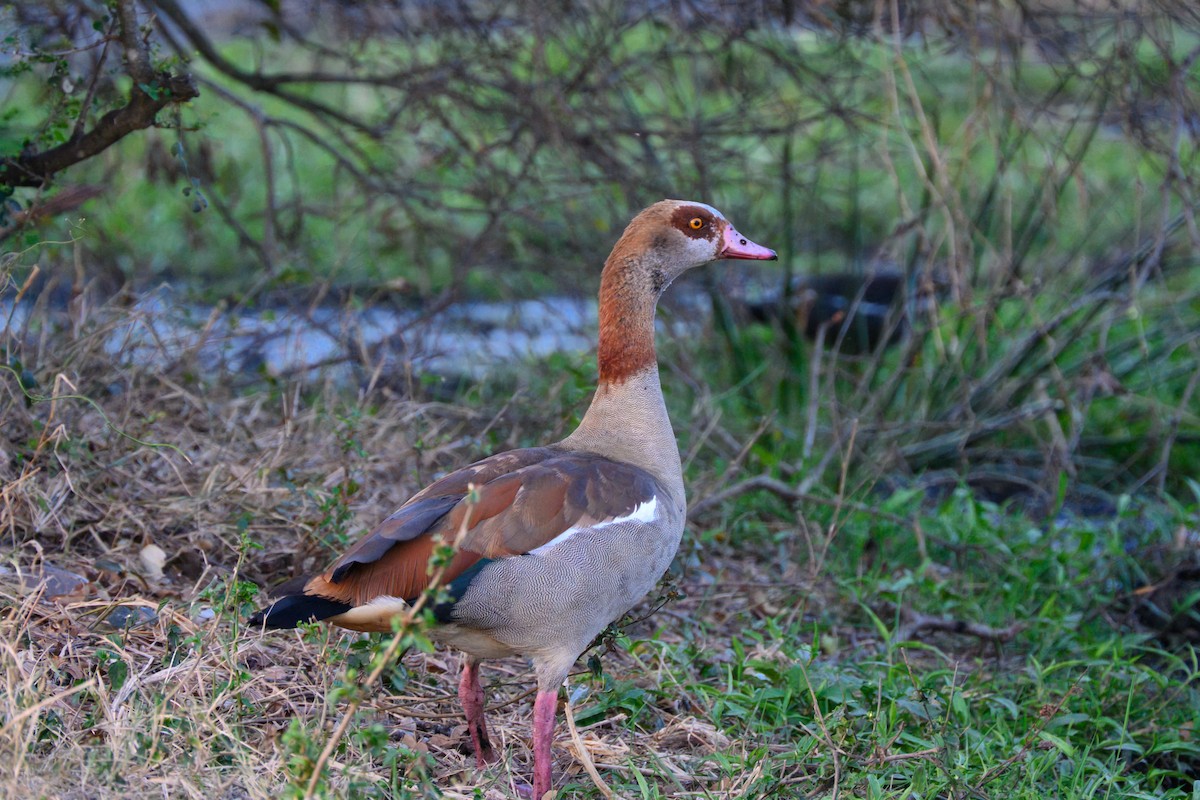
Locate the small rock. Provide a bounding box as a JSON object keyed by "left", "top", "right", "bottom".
{"left": 140, "top": 544, "right": 167, "bottom": 581}
{"left": 94, "top": 558, "right": 124, "bottom": 576}
{"left": 0, "top": 563, "right": 89, "bottom": 601}
{"left": 106, "top": 605, "right": 158, "bottom": 629}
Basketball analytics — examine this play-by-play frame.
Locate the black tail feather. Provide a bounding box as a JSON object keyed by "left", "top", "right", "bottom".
{"left": 249, "top": 593, "right": 353, "bottom": 629}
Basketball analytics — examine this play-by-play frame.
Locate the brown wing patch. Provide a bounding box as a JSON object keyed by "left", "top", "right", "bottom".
{"left": 324, "top": 447, "right": 560, "bottom": 583}
{"left": 310, "top": 447, "right": 661, "bottom": 608}
{"left": 305, "top": 539, "right": 480, "bottom": 607}
{"left": 457, "top": 454, "right": 656, "bottom": 556}
{"left": 328, "top": 494, "right": 460, "bottom": 583}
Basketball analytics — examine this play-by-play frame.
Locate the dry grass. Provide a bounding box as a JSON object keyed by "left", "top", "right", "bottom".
{"left": 0, "top": 547, "right": 819, "bottom": 799}
{"left": 3, "top": 285, "right": 1199, "bottom": 799}
{"left": 0, "top": 296, "right": 826, "bottom": 800}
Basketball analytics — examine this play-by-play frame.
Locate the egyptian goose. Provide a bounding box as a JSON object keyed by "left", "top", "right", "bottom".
{"left": 251, "top": 200, "right": 776, "bottom": 797}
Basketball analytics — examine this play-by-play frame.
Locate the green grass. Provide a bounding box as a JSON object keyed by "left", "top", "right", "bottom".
{"left": 558, "top": 486, "right": 1200, "bottom": 799}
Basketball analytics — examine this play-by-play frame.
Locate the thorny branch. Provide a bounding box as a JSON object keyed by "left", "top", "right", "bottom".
{"left": 0, "top": 0, "right": 198, "bottom": 189}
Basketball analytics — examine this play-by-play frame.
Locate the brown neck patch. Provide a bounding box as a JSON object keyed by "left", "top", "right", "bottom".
{"left": 596, "top": 243, "right": 659, "bottom": 385}
{"left": 594, "top": 201, "right": 719, "bottom": 384}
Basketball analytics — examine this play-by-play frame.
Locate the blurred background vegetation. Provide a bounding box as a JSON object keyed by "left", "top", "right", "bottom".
{"left": 2, "top": 2, "right": 1200, "bottom": 798}
{"left": 4, "top": 0, "right": 1197, "bottom": 498}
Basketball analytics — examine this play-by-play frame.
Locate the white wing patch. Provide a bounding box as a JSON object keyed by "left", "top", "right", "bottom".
{"left": 530, "top": 496, "right": 659, "bottom": 556}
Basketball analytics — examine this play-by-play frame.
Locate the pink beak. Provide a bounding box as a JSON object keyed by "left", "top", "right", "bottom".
{"left": 719, "top": 223, "right": 777, "bottom": 260}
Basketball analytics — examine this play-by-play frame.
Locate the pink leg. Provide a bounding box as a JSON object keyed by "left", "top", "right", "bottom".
{"left": 458, "top": 658, "right": 496, "bottom": 765}
{"left": 531, "top": 689, "right": 558, "bottom": 800}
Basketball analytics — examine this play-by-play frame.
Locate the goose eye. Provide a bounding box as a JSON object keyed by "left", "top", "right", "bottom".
{"left": 689, "top": 217, "right": 704, "bottom": 230}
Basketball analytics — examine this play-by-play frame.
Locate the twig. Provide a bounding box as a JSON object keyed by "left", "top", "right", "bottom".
{"left": 867, "top": 746, "right": 942, "bottom": 766}
{"left": 803, "top": 320, "right": 826, "bottom": 460}
{"left": 302, "top": 492, "right": 481, "bottom": 800}
{"left": 564, "top": 683, "right": 617, "bottom": 800}
{"left": 900, "top": 398, "right": 1062, "bottom": 462}
{"left": 893, "top": 607, "right": 1024, "bottom": 644}
{"left": 114, "top": 0, "right": 154, "bottom": 85}
{"left": 376, "top": 685, "right": 539, "bottom": 719}
{"left": 688, "top": 474, "right": 909, "bottom": 529}
{"left": 796, "top": 657, "right": 845, "bottom": 799}
{"left": 70, "top": 19, "right": 116, "bottom": 143}
{"left": 151, "top": 0, "right": 377, "bottom": 135}
{"left": 688, "top": 474, "right": 802, "bottom": 519}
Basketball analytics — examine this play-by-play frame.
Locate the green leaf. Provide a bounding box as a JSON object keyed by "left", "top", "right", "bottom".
{"left": 1037, "top": 730, "right": 1075, "bottom": 757}
{"left": 107, "top": 658, "right": 128, "bottom": 692}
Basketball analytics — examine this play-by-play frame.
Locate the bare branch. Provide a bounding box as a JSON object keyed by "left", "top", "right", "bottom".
{"left": 114, "top": 0, "right": 155, "bottom": 86}
{"left": 150, "top": 0, "right": 381, "bottom": 136}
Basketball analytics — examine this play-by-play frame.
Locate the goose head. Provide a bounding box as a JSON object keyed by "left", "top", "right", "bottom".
{"left": 596, "top": 200, "right": 776, "bottom": 384}
{"left": 607, "top": 199, "right": 777, "bottom": 295}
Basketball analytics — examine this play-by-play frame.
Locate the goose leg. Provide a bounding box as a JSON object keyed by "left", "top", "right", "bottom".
{"left": 531, "top": 688, "right": 558, "bottom": 799}
{"left": 458, "top": 657, "right": 495, "bottom": 765}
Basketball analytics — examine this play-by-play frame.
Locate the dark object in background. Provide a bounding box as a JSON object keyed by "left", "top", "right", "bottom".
{"left": 796, "top": 272, "right": 907, "bottom": 351}
{"left": 748, "top": 271, "right": 943, "bottom": 353}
